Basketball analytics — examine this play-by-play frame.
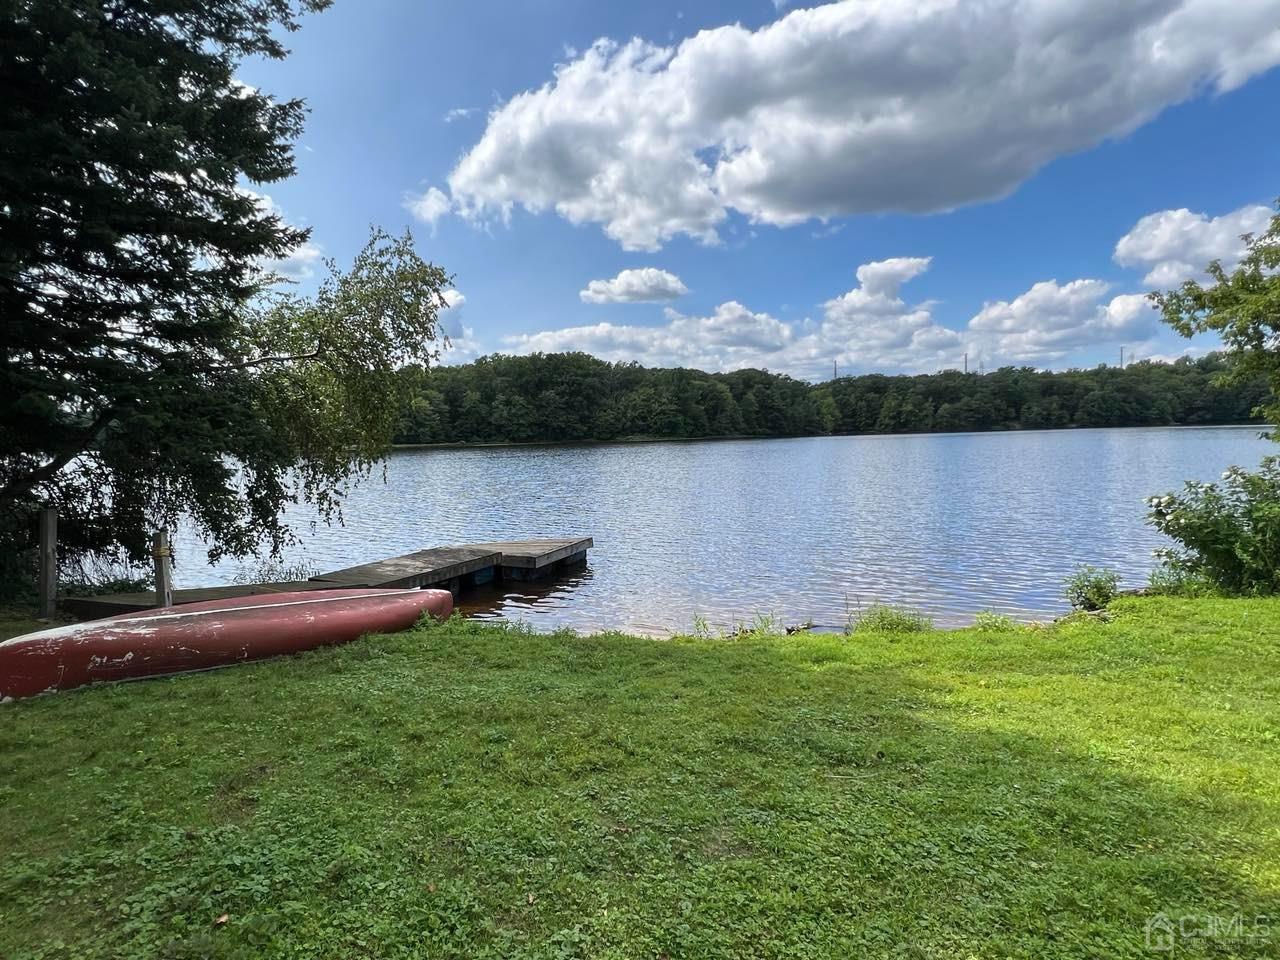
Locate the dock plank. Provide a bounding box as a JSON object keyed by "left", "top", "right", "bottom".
{"left": 466, "top": 537, "right": 594, "bottom": 569}
{"left": 311, "top": 546, "right": 502, "bottom": 589}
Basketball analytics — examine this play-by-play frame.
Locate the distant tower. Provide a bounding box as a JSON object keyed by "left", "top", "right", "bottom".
{"left": 833, "top": 359, "right": 838, "bottom": 380}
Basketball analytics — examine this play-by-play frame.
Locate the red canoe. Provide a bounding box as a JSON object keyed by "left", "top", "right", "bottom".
{"left": 0, "top": 587, "right": 453, "bottom": 700}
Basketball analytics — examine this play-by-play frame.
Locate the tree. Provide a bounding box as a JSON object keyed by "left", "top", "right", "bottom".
{"left": 1146, "top": 201, "right": 1280, "bottom": 594}
{"left": 0, "top": 1, "right": 451, "bottom": 583}
{"left": 388, "top": 352, "right": 1266, "bottom": 447}
{"left": 1153, "top": 201, "right": 1280, "bottom": 427}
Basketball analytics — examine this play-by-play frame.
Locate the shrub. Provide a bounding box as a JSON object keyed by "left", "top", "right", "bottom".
{"left": 1064, "top": 565, "right": 1120, "bottom": 611}
{"left": 1056, "top": 608, "right": 1113, "bottom": 626}
{"left": 1146, "top": 458, "right": 1280, "bottom": 595}
{"left": 848, "top": 604, "right": 933, "bottom": 634}
{"left": 972, "top": 609, "right": 1018, "bottom": 631}
{"left": 1145, "top": 563, "right": 1220, "bottom": 598}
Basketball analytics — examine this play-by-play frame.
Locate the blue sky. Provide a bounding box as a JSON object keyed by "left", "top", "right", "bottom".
{"left": 242, "top": 0, "right": 1280, "bottom": 380}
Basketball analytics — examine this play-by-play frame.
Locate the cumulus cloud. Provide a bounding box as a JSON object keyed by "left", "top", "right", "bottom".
{"left": 438, "top": 323, "right": 483, "bottom": 365}
{"left": 506, "top": 301, "right": 794, "bottom": 370}
{"left": 1114, "top": 203, "right": 1274, "bottom": 286}
{"left": 580, "top": 267, "right": 689, "bottom": 303}
{"left": 269, "top": 242, "right": 324, "bottom": 282}
{"left": 1136, "top": 344, "right": 1210, "bottom": 364}
{"left": 506, "top": 256, "right": 966, "bottom": 376}
{"left": 817, "top": 257, "right": 963, "bottom": 371}
{"left": 968, "top": 281, "right": 1156, "bottom": 363}
{"left": 404, "top": 186, "right": 452, "bottom": 231}
{"left": 476, "top": 251, "right": 1170, "bottom": 376}
{"left": 239, "top": 188, "right": 323, "bottom": 282}
{"left": 447, "top": 0, "right": 1280, "bottom": 250}
{"left": 436, "top": 288, "right": 483, "bottom": 364}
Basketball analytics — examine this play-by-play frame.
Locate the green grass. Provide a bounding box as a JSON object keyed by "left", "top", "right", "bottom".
{"left": 2, "top": 597, "right": 1279, "bottom": 958}
{"left": 847, "top": 603, "right": 934, "bottom": 634}
{"left": 0, "top": 606, "right": 48, "bottom": 641}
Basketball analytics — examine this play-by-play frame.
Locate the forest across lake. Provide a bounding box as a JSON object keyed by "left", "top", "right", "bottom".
{"left": 393, "top": 351, "right": 1268, "bottom": 446}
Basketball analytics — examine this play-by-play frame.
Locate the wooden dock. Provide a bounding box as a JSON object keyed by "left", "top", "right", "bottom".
{"left": 62, "top": 537, "right": 593, "bottom": 620}
{"left": 309, "top": 545, "right": 503, "bottom": 590}
{"left": 463, "top": 538, "right": 592, "bottom": 578}
{"left": 310, "top": 537, "right": 592, "bottom": 590}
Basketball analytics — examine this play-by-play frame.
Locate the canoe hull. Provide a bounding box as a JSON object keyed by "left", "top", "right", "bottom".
{"left": 0, "top": 588, "right": 453, "bottom": 700}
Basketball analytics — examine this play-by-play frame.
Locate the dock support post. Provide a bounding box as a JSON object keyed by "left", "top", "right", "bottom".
{"left": 153, "top": 528, "right": 173, "bottom": 608}
{"left": 38, "top": 507, "right": 57, "bottom": 618}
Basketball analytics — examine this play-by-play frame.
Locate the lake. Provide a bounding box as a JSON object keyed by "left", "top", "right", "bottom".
{"left": 177, "top": 425, "right": 1273, "bottom": 633}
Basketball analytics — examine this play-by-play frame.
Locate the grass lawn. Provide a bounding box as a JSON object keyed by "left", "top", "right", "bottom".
{"left": 1, "top": 597, "right": 1278, "bottom": 958}
{"left": 0, "top": 606, "right": 47, "bottom": 643}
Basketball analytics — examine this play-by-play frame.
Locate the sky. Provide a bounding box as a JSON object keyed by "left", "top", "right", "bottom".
{"left": 242, "top": 0, "right": 1280, "bottom": 381}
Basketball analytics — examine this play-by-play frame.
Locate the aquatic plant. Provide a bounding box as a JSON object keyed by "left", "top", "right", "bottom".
{"left": 1063, "top": 565, "right": 1120, "bottom": 612}
{"left": 972, "top": 609, "right": 1018, "bottom": 632}
{"left": 847, "top": 603, "right": 933, "bottom": 634}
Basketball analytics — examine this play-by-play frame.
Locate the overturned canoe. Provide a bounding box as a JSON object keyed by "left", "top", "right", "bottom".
{"left": 0, "top": 587, "right": 453, "bottom": 700}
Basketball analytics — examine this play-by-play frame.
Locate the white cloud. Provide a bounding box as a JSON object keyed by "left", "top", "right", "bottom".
{"left": 269, "top": 241, "right": 324, "bottom": 282}
{"left": 439, "top": 322, "right": 483, "bottom": 365}
{"left": 443, "top": 107, "right": 478, "bottom": 123}
{"left": 580, "top": 267, "right": 689, "bottom": 303}
{"left": 404, "top": 186, "right": 452, "bottom": 231}
{"left": 1114, "top": 203, "right": 1274, "bottom": 286}
{"left": 239, "top": 187, "right": 281, "bottom": 220}
{"left": 468, "top": 250, "right": 1174, "bottom": 376}
{"left": 816, "top": 257, "right": 962, "bottom": 372}
{"left": 447, "top": 0, "right": 1280, "bottom": 250}
{"left": 1134, "top": 344, "right": 1209, "bottom": 364}
{"left": 506, "top": 256, "right": 965, "bottom": 376}
{"left": 505, "top": 300, "right": 794, "bottom": 370}
{"left": 968, "top": 280, "right": 1156, "bottom": 363}
{"left": 437, "top": 288, "right": 482, "bottom": 364}
{"left": 240, "top": 188, "right": 323, "bottom": 282}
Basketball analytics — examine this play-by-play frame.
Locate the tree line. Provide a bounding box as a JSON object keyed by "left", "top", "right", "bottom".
{"left": 392, "top": 352, "right": 1268, "bottom": 445}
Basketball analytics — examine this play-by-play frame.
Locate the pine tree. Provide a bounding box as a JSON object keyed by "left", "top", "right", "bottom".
{"left": 0, "top": 2, "right": 451, "bottom": 584}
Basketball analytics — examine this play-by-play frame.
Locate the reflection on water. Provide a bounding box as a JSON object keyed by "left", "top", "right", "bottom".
{"left": 175, "top": 425, "right": 1272, "bottom": 632}
{"left": 453, "top": 566, "right": 596, "bottom": 624}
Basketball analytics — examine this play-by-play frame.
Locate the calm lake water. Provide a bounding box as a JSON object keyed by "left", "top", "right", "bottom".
{"left": 177, "top": 425, "right": 1273, "bottom": 633}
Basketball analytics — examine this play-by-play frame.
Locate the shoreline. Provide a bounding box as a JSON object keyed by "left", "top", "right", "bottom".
{"left": 392, "top": 421, "right": 1267, "bottom": 452}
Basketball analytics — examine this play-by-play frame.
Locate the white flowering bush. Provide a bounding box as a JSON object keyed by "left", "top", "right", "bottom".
{"left": 1146, "top": 456, "right": 1280, "bottom": 595}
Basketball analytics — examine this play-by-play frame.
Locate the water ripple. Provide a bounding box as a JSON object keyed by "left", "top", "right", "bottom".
{"left": 175, "top": 426, "right": 1271, "bottom": 632}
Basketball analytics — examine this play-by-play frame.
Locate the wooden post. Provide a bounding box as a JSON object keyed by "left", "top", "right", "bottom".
{"left": 153, "top": 528, "right": 173, "bottom": 608}
{"left": 38, "top": 507, "right": 57, "bottom": 619}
